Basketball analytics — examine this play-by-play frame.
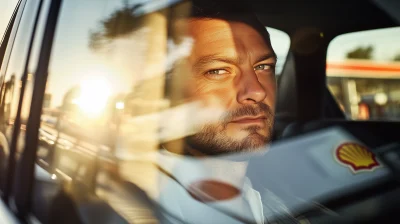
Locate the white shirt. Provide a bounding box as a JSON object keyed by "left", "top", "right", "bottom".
{"left": 154, "top": 150, "right": 266, "bottom": 224}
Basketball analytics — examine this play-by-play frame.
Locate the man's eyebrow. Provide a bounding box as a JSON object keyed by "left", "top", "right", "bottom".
{"left": 193, "top": 53, "right": 277, "bottom": 70}
{"left": 255, "top": 53, "right": 277, "bottom": 64}
{"left": 193, "top": 54, "right": 240, "bottom": 70}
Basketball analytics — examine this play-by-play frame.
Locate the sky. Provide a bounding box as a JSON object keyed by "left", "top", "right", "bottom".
{"left": 0, "top": 0, "right": 19, "bottom": 39}
{"left": 327, "top": 27, "right": 400, "bottom": 62}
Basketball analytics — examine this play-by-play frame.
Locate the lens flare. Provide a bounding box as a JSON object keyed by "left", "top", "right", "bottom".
{"left": 75, "top": 78, "right": 111, "bottom": 116}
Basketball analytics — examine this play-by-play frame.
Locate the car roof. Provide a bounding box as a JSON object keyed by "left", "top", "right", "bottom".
{"left": 252, "top": 0, "right": 397, "bottom": 38}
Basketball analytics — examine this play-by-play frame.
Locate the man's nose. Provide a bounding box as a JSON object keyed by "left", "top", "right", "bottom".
{"left": 236, "top": 69, "right": 267, "bottom": 104}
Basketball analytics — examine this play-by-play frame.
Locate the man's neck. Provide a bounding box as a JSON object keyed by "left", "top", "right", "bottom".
{"left": 160, "top": 139, "right": 249, "bottom": 187}
{"left": 161, "top": 138, "right": 207, "bottom": 157}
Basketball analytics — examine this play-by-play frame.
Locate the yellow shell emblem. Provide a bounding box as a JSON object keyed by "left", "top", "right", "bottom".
{"left": 335, "top": 143, "right": 380, "bottom": 173}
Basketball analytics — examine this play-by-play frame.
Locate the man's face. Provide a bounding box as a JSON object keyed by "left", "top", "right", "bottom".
{"left": 183, "top": 18, "right": 276, "bottom": 155}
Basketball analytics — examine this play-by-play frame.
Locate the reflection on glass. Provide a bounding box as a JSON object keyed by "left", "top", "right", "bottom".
{"left": 33, "top": 1, "right": 173, "bottom": 222}
{"left": 31, "top": 1, "right": 300, "bottom": 223}
{"left": 0, "top": 0, "right": 41, "bottom": 193}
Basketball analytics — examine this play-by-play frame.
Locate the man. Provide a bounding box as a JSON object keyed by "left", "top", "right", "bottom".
{"left": 154, "top": 1, "right": 295, "bottom": 223}
{"left": 164, "top": 0, "right": 276, "bottom": 156}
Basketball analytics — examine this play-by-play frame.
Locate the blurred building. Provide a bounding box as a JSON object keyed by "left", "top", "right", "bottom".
{"left": 43, "top": 93, "right": 52, "bottom": 109}
{"left": 327, "top": 59, "right": 400, "bottom": 120}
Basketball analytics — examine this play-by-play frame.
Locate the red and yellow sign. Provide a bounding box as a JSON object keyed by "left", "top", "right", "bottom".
{"left": 335, "top": 143, "right": 380, "bottom": 173}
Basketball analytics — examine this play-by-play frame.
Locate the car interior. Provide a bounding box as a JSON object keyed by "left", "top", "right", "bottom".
{"left": 0, "top": 0, "right": 400, "bottom": 223}
{"left": 266, "top": 0, "right": 400, "bottom": 139}
{"left": 259, "top": 1, "right": 400, "bottom": 223}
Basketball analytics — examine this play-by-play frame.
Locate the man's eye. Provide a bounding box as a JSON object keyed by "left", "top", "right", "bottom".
{"left": 254, "top": 64, "right": 272, "bottom": 71}
{"left": 205, "top": 69, "right": 229, "bottom": 75}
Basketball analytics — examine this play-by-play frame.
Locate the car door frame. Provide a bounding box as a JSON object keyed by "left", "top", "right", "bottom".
{"left": 0, "top": 0, "right": 61, "bottom": 221}
{"left": 9, "top": 0, "right": 63, "bottom": 220}
{"left": 0, "top": 0, "right": 27, "bottom": 201}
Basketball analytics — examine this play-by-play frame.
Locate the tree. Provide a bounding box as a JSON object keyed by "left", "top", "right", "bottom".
{"left": 346, "top": 45, "right": 374, "bottom": 59}
{"left": 89, "top": 4, "right": 143, "bottom": 50}
{"left": 393, "top": 53, "right": 400, "bottom": 62}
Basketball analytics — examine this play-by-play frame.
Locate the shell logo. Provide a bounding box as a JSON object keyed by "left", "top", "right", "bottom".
{"left": 335, "top": 143, "right": 380, "bottom": 173}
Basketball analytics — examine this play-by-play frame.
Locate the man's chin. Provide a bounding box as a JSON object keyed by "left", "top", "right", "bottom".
{"left": 238, "top": 132, "right": 269, "bottom": 151}
{"left": 185, "top": 131, "right": 268, "bottom": 156}
{"left": 245, "top": 132, "right": 268, "bottom": 146}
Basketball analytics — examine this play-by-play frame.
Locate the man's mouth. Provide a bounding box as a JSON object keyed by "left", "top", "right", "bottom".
{"left": 230, "top": 116, "right": 266, "bottom": 124}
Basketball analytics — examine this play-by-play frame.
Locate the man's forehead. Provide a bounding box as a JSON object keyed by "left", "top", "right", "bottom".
{"left": 188, "top": 19, "right": 236, "bottom": 48}
{"left": 185, "top": 19, "right": 274, "bottom": 62}
{"left": 188, "top": 18, "right": 258, "bottom": 37}
{"left": 173, "top": 18, "right": 269, "bottom": 42}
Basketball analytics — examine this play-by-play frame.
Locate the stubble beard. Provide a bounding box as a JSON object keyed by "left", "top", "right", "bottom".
{"left": 186, "top": 103, "right": 274, "bottom": 155}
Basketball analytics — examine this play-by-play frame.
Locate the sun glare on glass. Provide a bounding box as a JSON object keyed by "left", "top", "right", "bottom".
{"left": 75, "top": 78, "right": 111, "bottom": 116}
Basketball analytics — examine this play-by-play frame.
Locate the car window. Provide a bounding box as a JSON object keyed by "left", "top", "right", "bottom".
{"left": 30, "top": 0, "right": 290, "bottom": 223}
{"left": 267, "top": 27, "right": 290, "bottom": 75}
{"left": 327, "top": 27, "right": 400, "bottom": 120}
{"left": 0, "top": 0, "right": 40, "bottom": 195}
{"left": 31, "top": 1, "right": 188, "bottom": 222}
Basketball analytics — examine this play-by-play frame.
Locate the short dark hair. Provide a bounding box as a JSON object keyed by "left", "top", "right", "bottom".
{"left": 189, "top": 0, "right": 272, "bottom": 47}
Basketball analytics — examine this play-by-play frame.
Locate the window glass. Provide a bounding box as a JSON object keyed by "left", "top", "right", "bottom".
{"left": 33, "top": 1, "right": 177, "bottom": 222}
{"left": 0, "top": 0, "right": 19, "bottom": 40}
{"left": 267, "top": 27, "right": 290, "bottom": 75}
{"left": 0, "top": 0, "right": 40, "bottom": 192}
{"left": 327, "top": 27, "right": 400, "bottom": 120}
{"left": 32, "top": 1, "right": 289, "bottom": 223}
